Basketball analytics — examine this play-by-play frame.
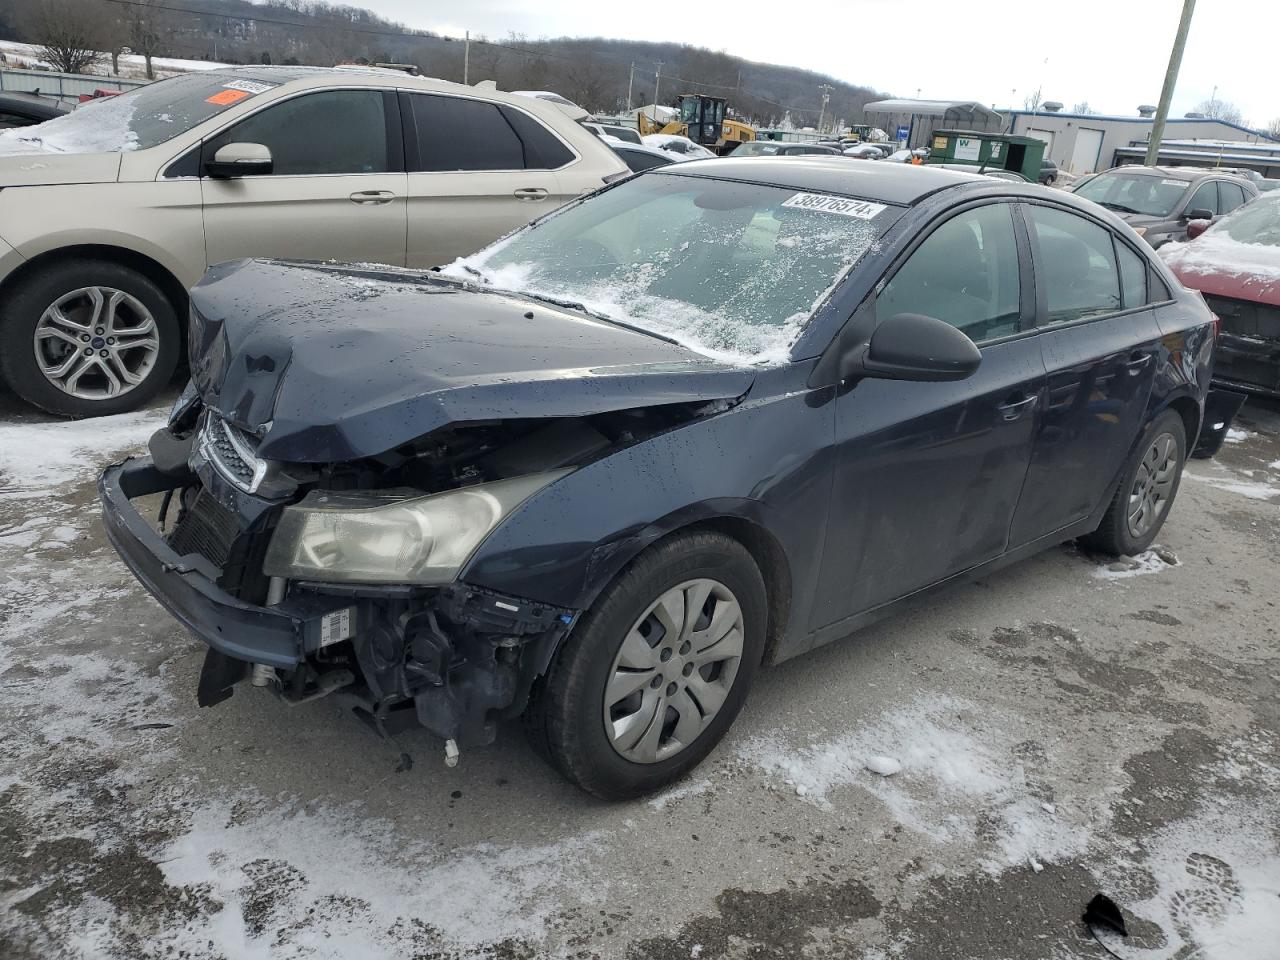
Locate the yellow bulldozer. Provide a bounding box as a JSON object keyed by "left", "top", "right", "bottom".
{"left": 637, "top": 94, "right": 755, "bottom": 155}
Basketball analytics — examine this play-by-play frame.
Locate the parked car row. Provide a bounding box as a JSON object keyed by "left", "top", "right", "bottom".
{"left": 99, "top": 155, "right": 1238, "bottom": 797}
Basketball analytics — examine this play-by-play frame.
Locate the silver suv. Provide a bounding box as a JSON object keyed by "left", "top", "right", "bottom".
{"left": 0, "top": 66, "right": 627, "bottom": 417}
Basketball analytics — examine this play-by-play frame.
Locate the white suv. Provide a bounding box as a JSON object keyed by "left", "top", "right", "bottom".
{"left": 0, "top": 66, "right": 627, "bottom": 417}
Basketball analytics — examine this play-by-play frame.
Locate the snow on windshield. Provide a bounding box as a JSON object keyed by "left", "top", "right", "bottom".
{"left": 442, "top": 175, "right": 891, "bottom": 365}
{"left": 0, "top": 94, "right": 138, "bottom": 155}
{"left": 1162, "top": 198, "right": 1280, "bottom": 284}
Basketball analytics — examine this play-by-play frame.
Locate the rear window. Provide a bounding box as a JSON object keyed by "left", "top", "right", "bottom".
{"left": 0, "top": 73, "right": 281, "bottom": 154}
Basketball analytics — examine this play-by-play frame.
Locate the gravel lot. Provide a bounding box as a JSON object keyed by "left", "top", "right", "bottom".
{"left": 1, "top": 388, "right": 1277, "bottom": 960}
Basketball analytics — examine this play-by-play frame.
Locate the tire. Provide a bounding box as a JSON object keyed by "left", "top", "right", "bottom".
{"left": 1080, "top": 410, "right": 1187, "bottom": 556}
{"left": 0, "top": 259, "right": 180, "bottom": 417}
{"left": 525, "top": 531, "right": 767, "bottom": 799}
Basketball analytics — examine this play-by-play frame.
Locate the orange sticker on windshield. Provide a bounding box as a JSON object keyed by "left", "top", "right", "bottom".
{"left": 205, "top": 89, "right": 250, "bottom": 106}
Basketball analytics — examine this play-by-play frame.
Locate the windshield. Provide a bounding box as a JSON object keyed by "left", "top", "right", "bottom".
{"left": 1214, "top": 194, "right": 1280, "bottom": 246}
{"left": 444, "top": 173, "right": 895, "bottom": 364}
{"left": 1076, "top": 172, "right": 1190, "bottom": 217}
{"left": 730, "top": 142, "right": 780, "bottom": 156}
{"left": 0, "top": 73, "right": 280, "bottom": 155}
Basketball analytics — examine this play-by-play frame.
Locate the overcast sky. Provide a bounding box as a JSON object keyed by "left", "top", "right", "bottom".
{"left": 358, "top": 0, "right": 1274, "bottom": 127}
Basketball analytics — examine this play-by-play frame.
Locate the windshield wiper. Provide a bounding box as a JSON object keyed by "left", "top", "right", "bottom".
{"left": 510, "top": 290, "right": 682, "bottom": 346}
{"left": 1098, "top": 201, "right": 1143, "bottom": 215}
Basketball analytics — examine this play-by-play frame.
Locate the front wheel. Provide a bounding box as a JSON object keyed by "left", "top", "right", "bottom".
{"left": 525, "top": 531, "right": 767, "bottom": 799}
{"left": 0, "top": 260, "right": 180, "bottom": 417}
{"left": 1081, "top": 409, "right": 1187, "bottom": 556}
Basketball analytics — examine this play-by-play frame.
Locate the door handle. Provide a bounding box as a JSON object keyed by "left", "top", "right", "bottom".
{"left": 349, "top": 190, "right": 395, "bottom": 205}
{"left": 513, "top": 187, "right": 549, "bottom": 201}
{"left": 1125, "top": 352, "right": 1152, "bottom": 375}
{"left": 996, "top": 394, "right": 1038, "bottom": 421}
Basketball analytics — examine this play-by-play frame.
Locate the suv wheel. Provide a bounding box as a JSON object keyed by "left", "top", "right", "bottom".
{"left": 525, "top": 531, "right": 766, "bottom": 799}
{"left": 0, "top": 260, "right": 180, "bottom": 417}
{"left": 1081, "top": 409, "right": 1187, "bottom": 556}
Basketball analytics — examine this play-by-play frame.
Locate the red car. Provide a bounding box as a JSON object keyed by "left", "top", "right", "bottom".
{"left": 1162, "top": 194, "right": 1280, "bottom": 396}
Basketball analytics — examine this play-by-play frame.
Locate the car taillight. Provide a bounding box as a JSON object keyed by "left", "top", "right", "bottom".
{"left": 1210, "top": 311, "right": 1221, "bottom": 339}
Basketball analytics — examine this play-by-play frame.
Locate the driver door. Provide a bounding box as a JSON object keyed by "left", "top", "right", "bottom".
{"left": 809, "top": 200, "right": 1048, "bottom": 630}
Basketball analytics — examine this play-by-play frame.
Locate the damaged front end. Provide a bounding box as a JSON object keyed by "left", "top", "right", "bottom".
{"left": 101, "top": 386, "right": 736, "bottom": 757}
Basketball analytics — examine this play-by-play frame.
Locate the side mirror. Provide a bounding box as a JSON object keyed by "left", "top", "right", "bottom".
{"left": 1186, "top": 218, "right": 1211, "bottom": 240}
{"left": 1184, "top": 207, "right": 1214, "bottom": 222}
{"left": 205, "top": 142, "right": 273, "bottom": 179}
{"left": 850, "top": 313, "right": 982, "bottom": 382}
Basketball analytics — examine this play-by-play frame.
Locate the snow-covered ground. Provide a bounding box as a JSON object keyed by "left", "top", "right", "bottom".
{"left": 1, "top": 391, "right": 1278, "bottom": 959}
{"left": 0, "top": 38, "right": 226, "bottom": 83}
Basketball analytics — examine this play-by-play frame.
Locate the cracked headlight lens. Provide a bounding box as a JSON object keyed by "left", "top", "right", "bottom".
{"left": 263, "top": 470, "right": 570, "bottom": 585}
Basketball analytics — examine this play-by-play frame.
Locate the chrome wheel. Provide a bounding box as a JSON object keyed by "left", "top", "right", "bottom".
{"left": 1127, "top": 431, "right": 1179, "bottom": 539}
{"left": 33, "top": 286, "right": 160, "bottom": 400}
{"left": 602, "top": 578, "right": 745, "bottom": 764}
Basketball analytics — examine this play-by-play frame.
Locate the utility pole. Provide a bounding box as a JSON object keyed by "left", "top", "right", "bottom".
{"left": 1147, "top": 0, "right": 1196, "bottom": 166}
{"left": 626, "top": 62, "right": 635, "bottom": 111}
{"left": 463, "top": 30, "right": 470, "bottom": 85}
{"left": 817, "top": 83, "right": 833, "bottom": 134}
{"left": 653, "top": 61, "right": 664, "bottom": 123}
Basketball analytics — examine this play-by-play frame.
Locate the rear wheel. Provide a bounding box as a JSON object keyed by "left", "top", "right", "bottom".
{"left": 525, "top": 531, "right": 766, "bottom": 799}
{"left": 0, "top": 260, "right": 180, "bottom": 417}
{"left": 1081, "top": 410, "right": 1187, "bottom": 556}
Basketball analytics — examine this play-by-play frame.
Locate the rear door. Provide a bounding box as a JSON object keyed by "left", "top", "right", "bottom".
{"left": 401, "top": 93, "right": 576, "bottom": 268}
{"left": 1008, "top": 203, "right": 1163, "bottom": 545}
{"left": 200, "top": 88, "right": 407, "bottom": 267}
{"left": 811, "top": 200, "right": 1047, "bottom": 628}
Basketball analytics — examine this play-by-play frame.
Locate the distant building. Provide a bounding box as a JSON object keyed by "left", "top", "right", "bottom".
{"left": 1003, "top": 108, "right": 1277, "bottom": 175}
{"left": 863, "top": 100, "right": 1004, "bottom": 150}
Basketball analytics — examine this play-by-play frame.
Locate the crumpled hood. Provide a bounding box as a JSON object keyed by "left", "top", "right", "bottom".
{"left": 188, "top": 260, "right": 757, "bottom": 463}
{"left": 0, "top": 151, "right": 121, "bottom": 187}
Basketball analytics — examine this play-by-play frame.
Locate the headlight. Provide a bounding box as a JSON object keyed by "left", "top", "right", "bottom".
{"left": 263, "top": 470, "right": 570, "bottom": 585}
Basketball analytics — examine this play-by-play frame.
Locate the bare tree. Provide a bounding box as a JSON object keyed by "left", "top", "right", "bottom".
{"left": 17, "top": 0, "right": 108, "bottom": 74}
{"left": 1269, "top": 118, "right": 1280, "bottom": 140}
{"left": 1195, "top": 97, "right": 1244, "bottom": 125}
{"left": 1071, "top": 101, "right": 1095, "bottom": 114}
{"left": 1023, "top": 87, "right": 1043, "bottom": 112}
{"left": 123, "top": 0, "right": 173, "bottom": 79}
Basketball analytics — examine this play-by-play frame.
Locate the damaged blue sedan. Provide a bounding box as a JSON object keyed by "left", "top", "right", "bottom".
{"left": 100, "top": 158, "right": 1239, "bottom": 798}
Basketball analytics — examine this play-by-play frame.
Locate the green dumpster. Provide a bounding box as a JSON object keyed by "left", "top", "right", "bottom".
{"left": 925, "top": 129, "right": 1045, "bottom": 181}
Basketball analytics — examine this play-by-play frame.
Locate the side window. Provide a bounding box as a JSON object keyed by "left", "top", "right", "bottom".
{"left": 410, "top": 95, "right": 526, "bottom": 171}
{"left": 877, "top": 203, "right": 1022, "bottom": 343}
{"left": 1115, "top": 239, "right": 1149, "bottom": 309}
{"left": 1027, "top": 205, "right": 1122, "bottom": 324}
{"left": 619, "top": 149, "right": 669, "bottom": 172}
{"left": 1186, "top": 181, "right": 1219, "bottom": 216}
{"left": 499, "top": 106, "right": 575, "bottom": 169}
{"left": 204, "top": 90, "right": 388, "bottom": 176}
{"left": 1219, "top": 181, "right": 1247, "bottom": 214}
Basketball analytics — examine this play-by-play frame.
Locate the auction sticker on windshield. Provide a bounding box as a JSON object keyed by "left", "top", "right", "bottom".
{"left": 782, "top": 193, "right": 886, "bottom": 219}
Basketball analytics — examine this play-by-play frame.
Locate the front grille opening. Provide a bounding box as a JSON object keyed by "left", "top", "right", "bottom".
{"left": 168, "top": 488, "right": 241, "bottom": 570}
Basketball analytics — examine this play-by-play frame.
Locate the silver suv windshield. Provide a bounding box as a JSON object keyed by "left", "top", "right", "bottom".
{"left": 446, "top": 173, "right": 895, "bottom": 364}
{"left": 0, "top": 73, "right": 280, "bottom": 155}
{"left": 1076, "top": 172, "right": 1190, "bottom": 218}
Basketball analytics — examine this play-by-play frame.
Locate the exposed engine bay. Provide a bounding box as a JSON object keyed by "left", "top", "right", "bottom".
{"left": 151, "top": 395, "right": 735, "bottom": 757}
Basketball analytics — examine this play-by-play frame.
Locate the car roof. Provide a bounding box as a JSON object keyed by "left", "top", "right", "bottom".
{"left": 1105, "top": 165, "right": 1241, "bottom": 182}
{"left": 657, "top": 156, "right": 984, "bottom": 205}
{"left": 0, "top": 91, "right": 67, "bottom": 115}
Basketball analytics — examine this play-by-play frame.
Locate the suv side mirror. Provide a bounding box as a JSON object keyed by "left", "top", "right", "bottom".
{"left": 1184, "top": 207, "right": 1214, "bottom": 222}
{"left": 1186, "top": 218, "right": 1211, "bottom": 240}
{"left": 847, "top": 313, "right": 982, "bottom": 382}
{"left": 205, "top": 142, "right": 273, "bottom": 179}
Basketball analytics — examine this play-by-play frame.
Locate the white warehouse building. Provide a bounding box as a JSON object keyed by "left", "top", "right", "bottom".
{"left": 1004, "top": 108, "right": 1277, "bottom": 175}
